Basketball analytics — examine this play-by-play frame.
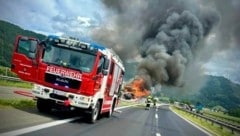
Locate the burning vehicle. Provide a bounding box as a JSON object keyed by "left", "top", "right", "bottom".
{"left": 123, "top": 77, "right": 150, "bottom": 99}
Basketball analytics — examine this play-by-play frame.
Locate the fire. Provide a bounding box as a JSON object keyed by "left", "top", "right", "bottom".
{"left": 124, "top": 77, "right": 150, "bottom": 98}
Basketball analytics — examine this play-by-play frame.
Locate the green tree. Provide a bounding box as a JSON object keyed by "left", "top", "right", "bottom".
{"left": 0, "top": 20, "right": 46, "bottom": 67}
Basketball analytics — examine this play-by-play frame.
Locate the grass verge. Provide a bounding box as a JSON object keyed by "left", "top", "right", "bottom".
{"left": 118, "top": 99, "right": 143, "bottom": 107}
{"left": 0, "top": 99, "right": 36, "bottom": 109}
{"left": 171, "top": 106, "right": 239, "bottom": 136}
{"left": 118, "top": 100, "right": 137, "bottom": 107}
{"left": 203, "top": 110, "right": 240, "bottom": 126}
{"left": 0, "top": 79, "right": 33, "bottom": 89}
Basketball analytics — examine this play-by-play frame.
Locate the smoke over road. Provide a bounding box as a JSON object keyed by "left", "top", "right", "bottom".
{"left": 92, "top": 0, "right": 239, "bottom": 93}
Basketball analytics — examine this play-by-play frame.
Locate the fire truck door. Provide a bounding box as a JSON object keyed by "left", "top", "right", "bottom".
{"left": 11, "top": 35, "right": 39, "bottom": 82}
{"left": 109, "top": 64, "right": 121, "bottom": 96}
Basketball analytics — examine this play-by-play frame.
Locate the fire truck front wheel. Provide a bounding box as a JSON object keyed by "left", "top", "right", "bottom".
{"left": 37, "top": 98, "right": 51, "bottom": 113}
{"left": 89, "top": 101, "right": 100, "bottom": 123}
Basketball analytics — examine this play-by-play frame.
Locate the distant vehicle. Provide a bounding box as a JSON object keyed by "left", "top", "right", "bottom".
{"left": 11, "top": 35, "right": 125, "bottom": 123}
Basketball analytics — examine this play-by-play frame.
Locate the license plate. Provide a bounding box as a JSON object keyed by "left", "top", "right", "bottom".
{"left": 53, "top": 89, "right": 66, "bottom": 96}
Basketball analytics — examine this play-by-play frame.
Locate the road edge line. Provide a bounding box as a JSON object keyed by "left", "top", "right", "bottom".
{"left": 0, "top": 117, "right": 80, "bottom": 136}
{"left": 169, "top": 106, "right": 214, "bottom": 136}
{"left": 0, "top": 104, "right": 140, "bottom": 136}
{"left": 116, "top": 104, "right": 141, "bottom": 110}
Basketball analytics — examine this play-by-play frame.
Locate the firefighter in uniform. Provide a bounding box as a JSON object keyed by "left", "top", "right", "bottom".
{"left": 145, "top": 96, "right": 152, "bottom": 110}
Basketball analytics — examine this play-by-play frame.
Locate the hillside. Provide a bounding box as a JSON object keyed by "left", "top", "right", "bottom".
{"left": 196, "top": 75, "right": 240, "bottom": 110}
{"left": 162, "top": 75, "right": 240, "bottom": 110}
{"left": 0, "top": 20, "right": 46, "bottom": 67}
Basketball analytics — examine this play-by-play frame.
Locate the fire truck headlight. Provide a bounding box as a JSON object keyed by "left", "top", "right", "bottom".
{"left": 34, "top": 85, "right": 41, "bottom": 91}
{"left": 78, "top": 96, "right": 91, "bottom": 102}
{"left": 79, "top": 96, "right": 85, "bottom": 100}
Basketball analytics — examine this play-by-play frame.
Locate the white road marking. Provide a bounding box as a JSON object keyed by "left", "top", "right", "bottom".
{"left": 170, "top": 107, "right": 212, "bottom": 136}
{"left": 115, "top": 104, "right": 141, "bottom": 110}
{"left": 114, "top": 104, "right": 141, "bottom": 113}
{"left": 114, "top": 109, "right": 122, "bottom": 113}
{"left": 0, "top": 117, "right": 80, "bottom": 136}
{"left": 155, "top": 113, "right": 158, "bottom": 119}
{"left": 155, "top": 107, "right": 161, "bottom": 136}
{"left": 0, "top": 104, "right": 140, "bottom": 136}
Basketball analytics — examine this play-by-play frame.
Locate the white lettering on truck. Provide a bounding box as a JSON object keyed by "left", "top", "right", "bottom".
{"left": 46, "top": 66, "right": 82, "bottom": 80}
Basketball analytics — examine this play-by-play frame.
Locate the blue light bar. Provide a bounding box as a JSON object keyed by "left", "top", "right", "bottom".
{"left": 90, "top": 43, "right": 105, "bottom": 50}
{"left": 46, "top": 35, "right": 106, "bottom": 51}
{"left": 47, "top": 35, "right": 60, "bottom": 40}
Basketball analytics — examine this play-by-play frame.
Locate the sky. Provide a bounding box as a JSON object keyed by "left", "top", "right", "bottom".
{"left": 0, "top": 0, "right": 239, "bottom": 84}
{"left": 0, "top": 0, "right": 106, "bottom": 37}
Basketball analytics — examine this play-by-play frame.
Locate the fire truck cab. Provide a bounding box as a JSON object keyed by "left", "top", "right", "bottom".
{"left": 11, "top": 35, "right": 125, "bottom": 123}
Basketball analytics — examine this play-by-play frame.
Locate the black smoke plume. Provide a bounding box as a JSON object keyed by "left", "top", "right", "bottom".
{"left": 91, "top": 0, "right": 239, "bottom": 91}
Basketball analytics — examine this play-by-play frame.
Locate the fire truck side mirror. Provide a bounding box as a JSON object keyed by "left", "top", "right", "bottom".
{"left": 103, "top": 58, "right": 109, "bottom": 70}
{"left": 103, "top": 58, "right": 109, "bottom": 76}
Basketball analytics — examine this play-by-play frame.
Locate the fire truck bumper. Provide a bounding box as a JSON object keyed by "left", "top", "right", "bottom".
{"left": 32, "top": 84, "right": 92, "bottom": 109}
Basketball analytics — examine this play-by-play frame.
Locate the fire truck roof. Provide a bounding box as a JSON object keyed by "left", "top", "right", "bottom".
{"left": 47, "top": 35, "right": 125, "bottom": 71}
{"left": 47, "top": 35, "right": 106, "bottom": 51}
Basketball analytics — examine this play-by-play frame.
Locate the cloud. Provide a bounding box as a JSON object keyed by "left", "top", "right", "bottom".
{"left": 0, "top": 0, "right": 56, "bottom": 31}
{"left": 204, "top": 49, "right": 240, "bottom": 83}
{"left": 0, "top": 0, "right": 106, "bottom": 37}
{"left": 77, "top": 16, "right": 92, "bottom": 27}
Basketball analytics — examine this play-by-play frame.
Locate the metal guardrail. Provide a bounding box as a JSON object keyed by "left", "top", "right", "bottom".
{"left": 0, "top": 75, "right": 22, "bottom": 82}
{"left": 176, "top": 106, "right": 240, "bottom": 134}
{"left": 204, "top": 112, "right": 240, "bottom": 125}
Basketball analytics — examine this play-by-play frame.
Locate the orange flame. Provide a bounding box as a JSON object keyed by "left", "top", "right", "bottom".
{"left": 124, "top": 77, "right": 150, "bottom": 98}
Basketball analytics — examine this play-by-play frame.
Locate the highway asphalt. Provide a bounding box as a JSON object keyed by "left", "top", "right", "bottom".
{"left": 0, "top": 86, "right": 32, "bottom": 99}
{"left": 0, "top": 86, "right": 210, "bottom": 136}
{"left": 0, "top": 105, "right": 210, "bottom": 136}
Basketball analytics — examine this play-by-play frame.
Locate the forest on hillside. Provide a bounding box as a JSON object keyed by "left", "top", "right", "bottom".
{"left": 0, "top": 20, "right": 46, "bottom": 67}
{"left": 161, "top": 75, "right": 240, "bottom": 112}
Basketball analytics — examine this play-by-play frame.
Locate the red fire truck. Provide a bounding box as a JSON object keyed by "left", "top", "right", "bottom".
{"left": 11, "top": 35, "right": 125, "bottom": 123}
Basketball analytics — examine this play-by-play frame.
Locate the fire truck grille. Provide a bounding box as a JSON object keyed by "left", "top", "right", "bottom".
{"left": 45, "top": 73, "right": 81, "bottom": 89}
{"left": 49, "top": 93, "right": 68, "bottom": 101}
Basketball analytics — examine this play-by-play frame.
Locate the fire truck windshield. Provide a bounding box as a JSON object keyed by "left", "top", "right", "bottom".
{"left": 42, "top": 45, "right": 96, "bottom": 73}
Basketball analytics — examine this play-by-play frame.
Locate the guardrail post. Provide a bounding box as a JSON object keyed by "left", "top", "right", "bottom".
{"left": 5, "top": 67, "right": 8, "bottom": 76}
{"left": 175, "top": 106, "right": 240, "bottom": 134}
